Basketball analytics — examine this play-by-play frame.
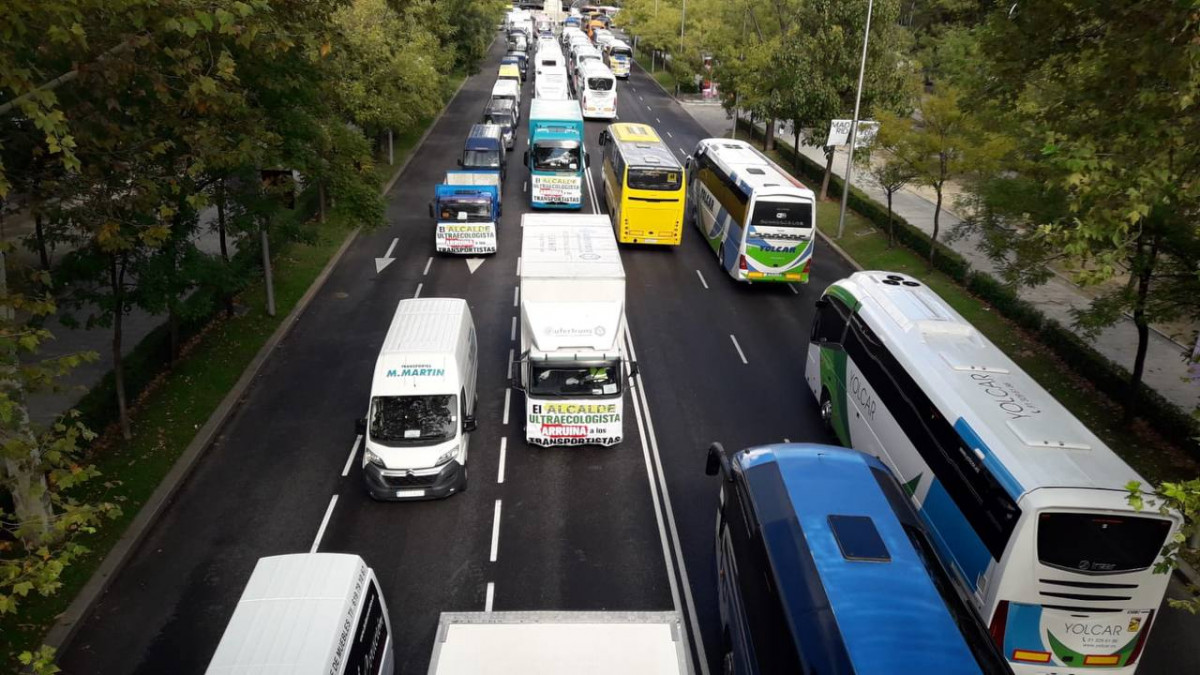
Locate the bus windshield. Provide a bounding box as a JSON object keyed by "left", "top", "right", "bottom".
{"left": 530, "top": 363, "right": 621, "bottom": 397}
{"left": 1037, "top": 512, "right": 1172, "bottom": 574}
{"left": 586, "top": 76, "right": 614, "bottom": 91}
{"left": 751, "top": 199, "right": 813, "bottom": 231}
{"left": 370, "top": 395, "right": 457, "bottom": 446}
{"left": 463, "top": 149, "right": 501, "bottom": 169}
{"left": 628, "top": 168, "right": 681, "bottom": 191}
{"left": 610, "top": 48, "right": 632, "bottom": 58}
{"left": 533, "top": 141, "right": 582, "bottom": 173}
{"left": 437, "top": 198, "right": 491, "bottom": 222}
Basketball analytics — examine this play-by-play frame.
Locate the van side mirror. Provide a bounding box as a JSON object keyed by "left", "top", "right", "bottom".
{"left": 428, "top": 202, "right": 435, "bottom": 219}
{"left": 706, "top": 442, "right": 732, "bottom": 479}
{"left": 355, "top": 417, "right": 367, "bottom": 437}
{"left": 463, "top": 415, "right": 478, "bottom": 433}
{"left": 457, "top": 158, "right": 463, "bottom": 167}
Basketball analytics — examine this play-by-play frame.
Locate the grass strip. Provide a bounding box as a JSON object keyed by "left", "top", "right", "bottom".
{"left": 731, "top": 130, "right": 1200, "bottom": 485}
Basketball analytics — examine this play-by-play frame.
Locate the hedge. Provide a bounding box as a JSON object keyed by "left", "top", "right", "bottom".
{"left": 736, "top": 118, "right": 1200, "bottom": 456}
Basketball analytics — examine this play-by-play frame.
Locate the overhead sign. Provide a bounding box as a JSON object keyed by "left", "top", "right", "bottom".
{"left": 826, "top": 119, "right": 879, "bottom": 148}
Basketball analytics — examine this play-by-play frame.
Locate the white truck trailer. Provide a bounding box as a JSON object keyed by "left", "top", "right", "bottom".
{"left": 516, "top": 214, "right": 630, "bottom": 447}
{"left": 426, "top": 611, "right": 689, "bottom": 675}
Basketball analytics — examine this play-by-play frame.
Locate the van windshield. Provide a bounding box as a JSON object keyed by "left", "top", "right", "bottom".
{"left": 370, "top": 395, "right": 458, "bottom": 446}
{"left": 463, "top": 149, "right": 501, "bottom": 169}
{"left": 530, "top": 362, "right": 621, "bottom": 397}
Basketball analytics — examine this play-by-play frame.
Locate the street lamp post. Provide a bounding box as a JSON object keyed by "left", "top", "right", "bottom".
{"left": 835, "top": 0, "right": 875, "bottom": 240}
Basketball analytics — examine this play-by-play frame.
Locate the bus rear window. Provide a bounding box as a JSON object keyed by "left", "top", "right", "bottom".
{"left": 586, "top": 77, "right": 613, "bottom": 91}
{"left": 1037, "top": 512, "right": 1171, "bottom": 574}
{"left": 628, "top": 168, "right": 681, "bottom": 191}
{"left": 751, "top": 200, "right": 813, "bottom": 230}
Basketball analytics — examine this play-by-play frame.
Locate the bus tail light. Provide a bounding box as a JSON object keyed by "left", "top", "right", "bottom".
{"left": 988, "top": 600, "right": 1009, "bottom": 649}
{"left": 803, "top": 258, "right": 811, "bottom": 276}
{"left": 738, "top": 255, "right": 748, "bottom": 271}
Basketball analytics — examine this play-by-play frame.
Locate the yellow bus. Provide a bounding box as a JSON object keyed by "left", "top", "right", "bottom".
{"left": 598, "top": 123, "right": 686, "bottom": 245}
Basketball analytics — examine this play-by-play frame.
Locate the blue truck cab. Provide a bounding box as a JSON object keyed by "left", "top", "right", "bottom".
{"left": 429, "top": 171, "right": 501, "bottom": 255}
{"left": 458, "top": 124, "right": 507, "bottom": 184}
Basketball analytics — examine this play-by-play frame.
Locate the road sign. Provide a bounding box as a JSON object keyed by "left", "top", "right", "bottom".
{"left": 826, "top": 119, "right": 879, "bottom": 148}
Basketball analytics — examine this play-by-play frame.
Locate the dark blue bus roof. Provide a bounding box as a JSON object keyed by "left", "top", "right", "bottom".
{"left": 737, "top": 443, "right": 1000, "bottom": 675}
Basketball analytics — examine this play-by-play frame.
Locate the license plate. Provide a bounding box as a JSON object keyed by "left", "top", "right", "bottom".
{"left": 395, "top": 489, "right": 425, "bottom": 498}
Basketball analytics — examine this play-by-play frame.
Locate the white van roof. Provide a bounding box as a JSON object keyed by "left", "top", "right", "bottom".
{"left": 206, "top": 554, "right": 371, "bottom": 675}
{"left": 374, "top": 298, "right": 470, "bottom": 397}
{"left": 831, "top": 271, "right": 1146, "bottom": 493}
{"left": 492, "top": 80, "right": 519, "bottom": 96}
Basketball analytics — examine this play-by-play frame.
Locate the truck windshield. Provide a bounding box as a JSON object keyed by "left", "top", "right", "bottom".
{"left": 438, "top": 198, "right": 492, "bottom": 222}
{"left": 533, "top": 142, "right": 581, "bottom": 173}
{"left": 530, "top": 363, "right": 621, "bottom": 397}
{"left": 370, "top": 395, "right": 458, "bottom": 446}
{"left": 463, "top": 149, "right": 501, "bottom": 169}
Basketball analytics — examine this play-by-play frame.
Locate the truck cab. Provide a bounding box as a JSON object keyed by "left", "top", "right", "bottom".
{"left": 483, "top": 99, "right": 517, "bottom": 150}
{"left": 430, "top": 172, "right": 500, "bottom": 255}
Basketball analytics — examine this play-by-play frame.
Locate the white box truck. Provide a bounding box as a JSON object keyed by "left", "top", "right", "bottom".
{"left": 515, "top": 214, "right": 631, "bottom": 447}
{"left": 357, "top": 298, "right": 478, "bottom": 500}
{"left": 207, "top": 553, "right": 393, "bottom": 675}
{"left": 426, "top": 611, "right": 689, "bottom": 675}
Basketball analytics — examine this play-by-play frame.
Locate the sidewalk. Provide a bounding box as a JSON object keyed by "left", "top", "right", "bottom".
{"left": 1, "top": 204, "right": 231, "bottom": 425}
{"left": 681, "top": 103, "right": 1200, "bottom": 412}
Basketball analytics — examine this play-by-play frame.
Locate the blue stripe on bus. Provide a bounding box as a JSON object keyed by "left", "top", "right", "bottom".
{"left": 1003, "top": 603, "right": 1045, "bottom": 657}
{"left": 919, "top": 478, "right": 993, "bottom": 591}
{"left": 954, "top": 418, "right": 1024, "bottom": 500}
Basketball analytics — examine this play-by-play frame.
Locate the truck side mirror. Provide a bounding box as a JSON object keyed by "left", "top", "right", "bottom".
{"left": 706, "top": 442, "right": 732, "bottom": 479}
{"left": 428, "top": 202, "right": 435, "bottom": 219}
{"left": 457, "top": 158, "right": 463, "bottom": 167}
{"left": 585, "top": 152, "right": 591, "bottom": 168}
{"left": 598, "top": 131, "right": 607, "bottom": 146}
{"left": 463, "top": 415, "right": 478, "bottom": 433}
{"left": 355, "top": 417, "right": 367, "bottom": 437}
{"left": 523, "top": 150, "right": 529, "bottom": 167}
{"left": 627, "top": 361, "right": 639, "bottom": 380}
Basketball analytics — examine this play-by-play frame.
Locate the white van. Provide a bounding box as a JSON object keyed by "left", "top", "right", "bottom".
{"left": 491, "top": 79, "right": 522, "bottom": 122}
{"left": 206, "top": 553, "right": 393, "bottom": 675}
{"left": 357, "top": 298, "right": 478, "bottom": 500}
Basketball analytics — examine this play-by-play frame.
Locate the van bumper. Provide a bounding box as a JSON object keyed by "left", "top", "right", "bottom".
{"left": 363, "top": 461, "right": 466, "bottom": 501}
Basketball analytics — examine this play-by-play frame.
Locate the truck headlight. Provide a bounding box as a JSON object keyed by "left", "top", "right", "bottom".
{"left": 364, "top": 447, "right": 386, "bottom": 467}
{"left": 435, "top": 445, "right": 461, "bottom": 467}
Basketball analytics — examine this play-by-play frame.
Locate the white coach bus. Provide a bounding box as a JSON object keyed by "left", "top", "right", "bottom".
{"left": 805, "top": 270, "right": 1180, "bottom": 675}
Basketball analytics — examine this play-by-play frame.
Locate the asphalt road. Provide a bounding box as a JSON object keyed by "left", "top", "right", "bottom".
{"left": 58, "top": 35, "right": 1200, "bottom": 675}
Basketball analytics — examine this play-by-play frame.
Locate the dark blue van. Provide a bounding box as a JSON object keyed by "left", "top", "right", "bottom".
{"left": 705, "top": 443, "right": 1012, "bottom": 675}
{"left": 459, "top": 124, "right": 506, "bottom": 182}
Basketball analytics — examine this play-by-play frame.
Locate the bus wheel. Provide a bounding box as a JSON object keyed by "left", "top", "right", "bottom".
{"left": 819, "top": 389, "right": 834, "bottom": 433}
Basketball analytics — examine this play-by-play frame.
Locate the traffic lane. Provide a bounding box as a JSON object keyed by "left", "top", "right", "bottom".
{"left": 57, "top": 40, "right": 511, "bottom": 674}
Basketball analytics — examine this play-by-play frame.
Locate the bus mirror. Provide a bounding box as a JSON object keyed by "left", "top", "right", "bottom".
{"left": 598, "top": 131, "right": 608, "bottom": 146}
{"left": 355, "top": 417, "right": 367, "bottom": 437}
{"left": 706, "top": 443, "right": 732, "bottom": 479}
{"left": 815, "top": 298, "right": 830, "bottom": 309}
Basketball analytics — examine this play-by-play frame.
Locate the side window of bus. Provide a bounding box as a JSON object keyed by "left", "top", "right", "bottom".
{"left": 811, "top": 297, "right": 851, "bottom": 345}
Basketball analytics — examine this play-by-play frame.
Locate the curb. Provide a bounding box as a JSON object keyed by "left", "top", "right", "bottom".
{"left": 41, "top": 71, "right": 472, "bottom": 659}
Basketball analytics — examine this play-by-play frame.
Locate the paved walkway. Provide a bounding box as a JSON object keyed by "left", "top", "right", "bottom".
{"left": 682, "top": 103, "right": 1200, "bottom": 412}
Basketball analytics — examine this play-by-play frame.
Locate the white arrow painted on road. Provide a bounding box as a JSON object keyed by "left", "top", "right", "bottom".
{"left": 466, "top": 258, "right": 485, "bottom": 274}
{"left": 375, "top": 238, "right": 399, "bottom": 274}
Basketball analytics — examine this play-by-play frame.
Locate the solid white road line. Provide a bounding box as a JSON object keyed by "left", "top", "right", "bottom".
{"left": 503, "top": 389, "right": 512, "bottom": 425}
{"left": 730, "top": 334, "right": 748, "bottom": 364}
{"left": 510, "top": 316, "right": 517, "bottom": 341}
{"left": 413, "top": 283, "right": 423, "bottom": 298}
{"left": 498, "top": 437, "right": 507, "bottom": 484}
{"left": 485, "top": 582, "right": 495, "bottom": 612}
{"left": 423, "top": 256, "right": 432, "bottom": 276}
{"left": 490, "top": 500, "right": 502, "bottom": 562}
{"left": 341, "top": 435, "right": 362, "bottom": 477}
{"left": 513, "top": 285, "right": 520, "bottom": 307}
{"left": 695, "top": 270, "right": 708, "bottom": 290}
{"left": 384, "top": 238, "right": 399, "bottom": 258}
{"left": 517, "top": 256, "right": 522, "bottom": 276}
{"left": 788, "top": 283, "right": 799, "bottom": 295}
{"left": 310, "top": 495, "right": 339, "bottom": 553}
{"left": 624, "top": 328, "right": 711, "bottom": 675}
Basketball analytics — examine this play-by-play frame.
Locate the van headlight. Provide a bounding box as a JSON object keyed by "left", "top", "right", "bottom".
{"left": 435, "top": 445, "right": 461, "bottom": 467}
{"left": 364, "top": 447, "right": 386, "bottom": 467}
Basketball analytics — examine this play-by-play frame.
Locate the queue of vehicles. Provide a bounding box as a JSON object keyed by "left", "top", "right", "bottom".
{"left": 205, "top": 7, "right": 1181, "bottom": 675}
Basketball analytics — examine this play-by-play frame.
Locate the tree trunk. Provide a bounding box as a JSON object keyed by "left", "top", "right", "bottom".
{"left": 217, "top": 178, "right": 234, "bottom": 317}
{"left": 110, "top": 257, "right": 131, "bottom": 440}
{"left": 886, "top": 190, "right": 895, "bottom": 248}
{"left": 318, "top": 181, "right": 327, "bottom": 223}
{"left": 792, "top": 124, "right": 802, "bottom": 172}
{"left": 929, "top": 185, "right": 943, "bottom": 269}
{"left": 1126, "top": 233, "right": 1160, "bottom": 421}
{"left": 819, "top": 148, "right": 835, "bottom": 200}
{"left": 765, "top": 119, "right": 775, "bottom": 152}
{"left": 34, "top": 211, "right": 50, "bottom": 270}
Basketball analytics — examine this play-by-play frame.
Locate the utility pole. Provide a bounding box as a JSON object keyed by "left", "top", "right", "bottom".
{"left": 836, "top": 0, "right": 874, "bottom": 240}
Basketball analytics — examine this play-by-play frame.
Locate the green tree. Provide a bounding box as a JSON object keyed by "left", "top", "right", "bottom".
{"left": 1127, "top": 479, "right": 1200, "bottom": 613}
{"left": 859, "top": 110, "right": 918, "bottom": 247}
